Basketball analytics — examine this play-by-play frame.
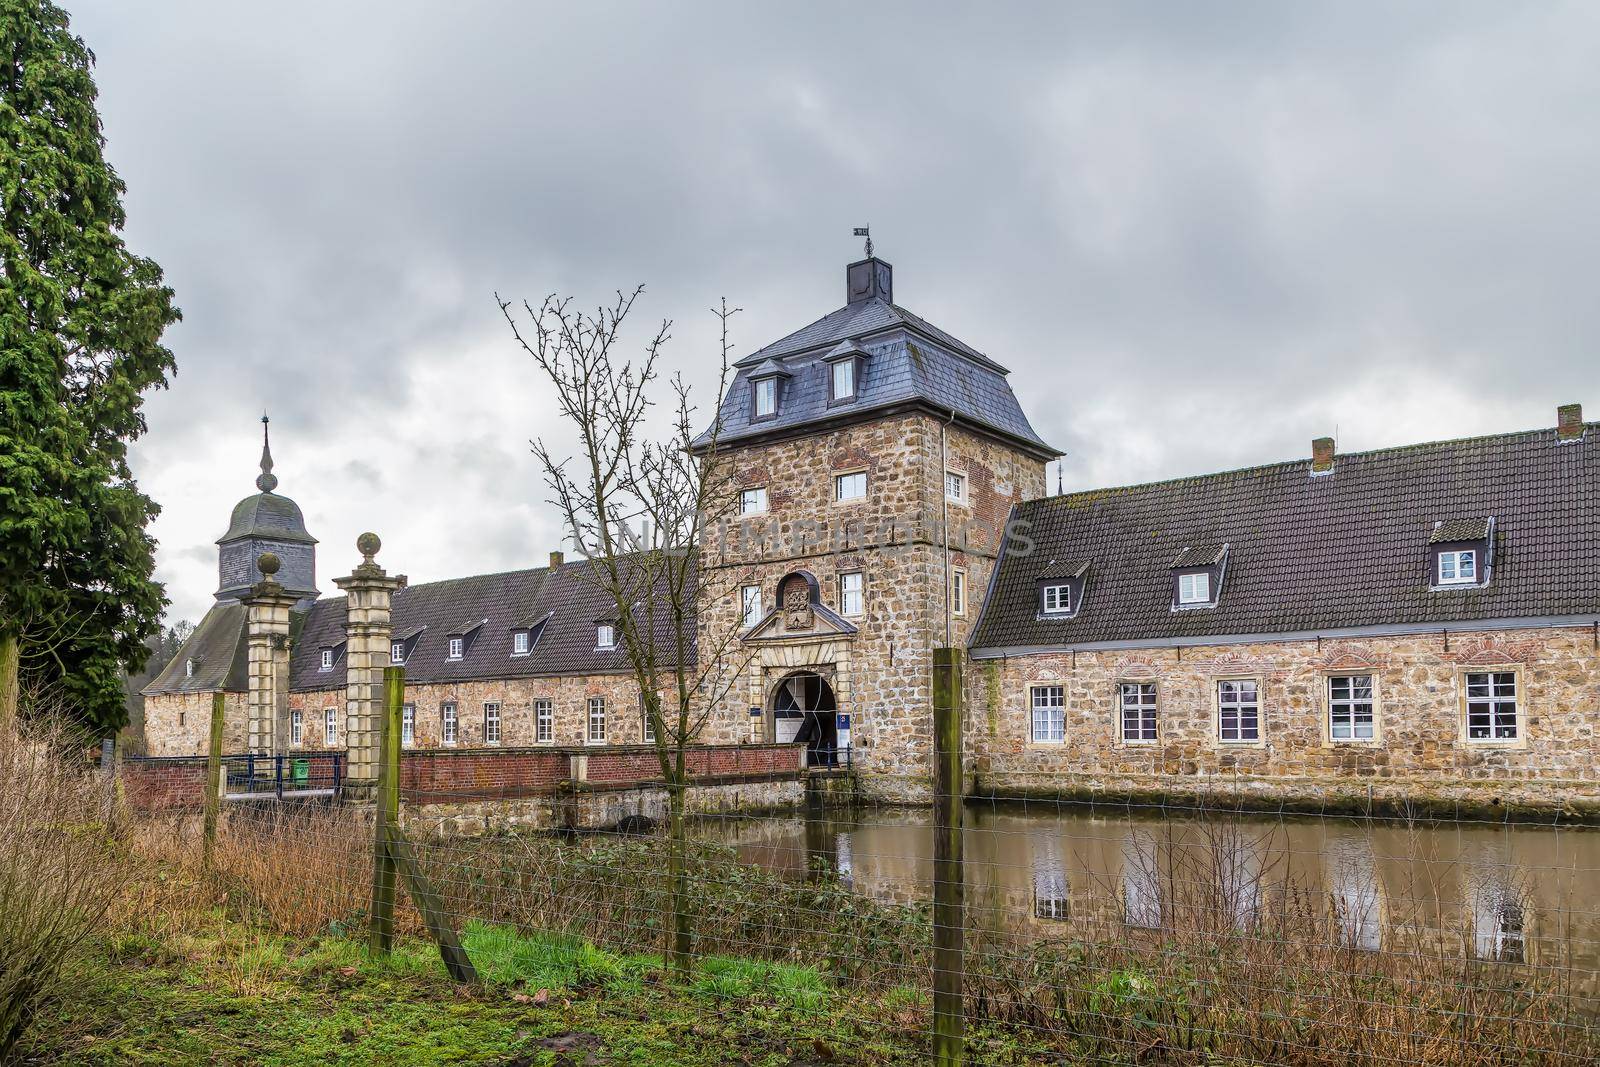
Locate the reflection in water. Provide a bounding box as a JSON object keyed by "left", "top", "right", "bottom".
{"left": 1121, "top": 831, "right": 1161, "bottom": 929}
{"left": 1031, "top": 832, "right": 1069, "bottom": 921}
{"left": 699, "top": 806, "right": 1600, "bottom": 997}
{"left": 1326, "top": 831, "right": 1383, "bottom": 951}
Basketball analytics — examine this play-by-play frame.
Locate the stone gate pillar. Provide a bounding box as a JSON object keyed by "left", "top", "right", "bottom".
{"left": 334, "top": 533, "right": 403, "bottom": 800}
{"left": 241, "top": 553, "right": 298, "bottom": 755}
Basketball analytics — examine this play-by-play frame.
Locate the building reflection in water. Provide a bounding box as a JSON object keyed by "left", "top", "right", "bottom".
{"left": 1031, "top": 831, "right": 1069, "bottom": 921}
{"left": 1325, "top": 830, "right": 1383, "bottom": 951}
{"left": 1465, "top": 845, "right": 1527, "bottom": 964}
{"left": 1122, "top": 830, "right": 1161, "bottom": 929}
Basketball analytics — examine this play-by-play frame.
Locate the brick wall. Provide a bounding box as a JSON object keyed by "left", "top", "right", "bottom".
{"left": 121, "top": 757, "right": 210, "bottom": 812}
{"left": 399, "top": 747, "right": 569, "bottom": 803}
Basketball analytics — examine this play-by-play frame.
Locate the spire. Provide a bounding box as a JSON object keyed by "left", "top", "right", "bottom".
{"left": 256, "top": 412, "right": 278, "bottom": 493}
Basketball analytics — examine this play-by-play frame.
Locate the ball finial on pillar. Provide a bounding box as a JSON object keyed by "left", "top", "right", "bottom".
{"left": 255, "top": 551, "right": 281, "bottom": 579}
{"left": 357, "top": 532, "right": 381, "bottom": 563}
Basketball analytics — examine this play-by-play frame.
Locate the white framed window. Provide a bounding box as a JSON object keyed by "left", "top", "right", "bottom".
{"left": 1466, "top": 671, "right": 1519, "bottom": 741}
{"left": 1438, "top": 549, "right": 1477, "bottom": 585}
{"left": 1042, "top": 584, "right": 1072, "bottom": 615}
{"left": 390, "top": 641, "right": 405, "bottom": 664}
{"left": 1120, "top": 683, "right": 1157, "bottom": 743}
{"left": 834, "top": 471, "right": 867, "bottom": 502}
{"left": 401, "top": 703, "right": 415, "bottom": 746}
{"left": 290, "top": 710, "right": 303, "bottom": 746}
{"left": 587, "top": 697, "right": 608, "bottom": 744}
{"left": 1177, "top": 572, "right": 1211, "bottom": 605}
{"left": 642, "top": 693, "right": 660, "bottom": 743}
{"left": 944, "top": 469, "right": 966, "bottom": 503}
{"left": 513, "top": 630, "right": 530, "bottom": 655}
{"left": 1030, "top": 685, "right": 1065, "bottom": 744}
{"left": 596, "top": 623, "right": 615, "bottom": 649}
{"left": 753, "top": 376, "right": 777, "bottom": 417}
{"left": 839, "top": 571, "right": 864, "bottom": 617}
{"left": 741, "top": 585, "right": 763, "bottom": 628}
{"left": 951, "top": 568, "right": 967, "bottom": 616}
{"left": 185, "top": 658, "right": 195, "bottom": 678}
{"left": 325, "top": 708, "right": 338, "bottom": 744}
{"left": 534, "top": 699, "right": 552, "bottom": 743}
{"left": 484, "top": 701, "right": 501, "bottom": 744}
{"left": 320, "top": 648, "right": 333, "bottom": 671}
{"left": 831, "top": 358, "right": 855, "bottom": 401}
{"left": 739, "top": 487, "right": 768, "bottom": 515}
{"left": 1328, "top": 675, "right": 1375, "bottom": 741}
{"left": 1217, "top": 680, "right": 1260, "bottom": 743}
{"left": 441, "top": 702, "right": 458, "bottom": 745}
{"left": 447, "top": 636, "right": 464, "bottom": 660}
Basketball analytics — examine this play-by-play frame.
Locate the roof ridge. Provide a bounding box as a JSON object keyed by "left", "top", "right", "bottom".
{"left": 1028, "top": 421, "right": 1581, "bottom": 509}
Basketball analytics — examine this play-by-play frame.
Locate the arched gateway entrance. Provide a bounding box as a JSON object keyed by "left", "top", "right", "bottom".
{"left": 772, "top": 670, "right": 839, "bottom": 767}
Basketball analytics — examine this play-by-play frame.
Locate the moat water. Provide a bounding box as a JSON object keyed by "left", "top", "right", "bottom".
{"left": 694, "top": 803, "right": 1600, "bottom": 991}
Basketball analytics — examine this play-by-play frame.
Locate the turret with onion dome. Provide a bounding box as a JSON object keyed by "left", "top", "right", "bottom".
{"left": 215, "top": 415, "right": 318, "bottom": 607}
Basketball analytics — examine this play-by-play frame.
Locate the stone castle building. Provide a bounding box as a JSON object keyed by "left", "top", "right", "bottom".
{"left": 144, "top": 253, "right": 1599, "bottom": 812}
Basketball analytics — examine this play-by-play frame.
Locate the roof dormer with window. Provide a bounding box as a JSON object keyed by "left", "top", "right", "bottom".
{"left": 444, "top": 619, "right": 486, "bottom": 662}
{"left": 1429, "top": 517, "right": 1494, "bottom": 591}
{"left": 1036, "top": 560, "right": 1089, "bottom": 620}
{"left": 747, "top": 359, "right": 791, "bottom": 422}
{"left": 1171, "top": 543, "right": 1228, "bottom": 611}
{"left": 822, "top": 339, "right": 867, "bottom": 406}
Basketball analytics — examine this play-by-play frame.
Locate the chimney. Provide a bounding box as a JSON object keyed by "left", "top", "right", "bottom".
{"left": 1557, "top": 402, "right": 1584, "bottom": 442}
{"left": 549, "top": 550, "right": 565, "bottom": 569}
{"left": 1311, "top": 436, "right": 1335, "bottom": 476}
{"left": 846, "top": 256, "right": 893, "bottom": 306}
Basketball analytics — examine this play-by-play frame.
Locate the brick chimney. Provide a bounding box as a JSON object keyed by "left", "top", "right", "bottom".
{"left": 1311, "top": 436, "right": 1335, "bottom": 476}
{"left": 1557, "top": 402, "right": 1584, "bottom": 443}
{"left": 549, "top": 550, "right": 565, "bottom": 569}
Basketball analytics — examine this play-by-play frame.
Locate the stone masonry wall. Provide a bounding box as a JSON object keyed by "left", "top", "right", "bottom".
{"left": 142, "top": 691, "right": 248, "bottom": 756}
{"left": 699, "top": 412, "right": 1045, "bottom": 801}
{"left": 971, "top": 625, "right": 1600, "bottom": 814}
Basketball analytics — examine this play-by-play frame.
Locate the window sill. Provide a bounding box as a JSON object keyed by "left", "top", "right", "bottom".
{"left": 510, "top": 652, "right": 531, "bottom": 658}
{"left": 584, "top": 738, "right": 608, "bottom": 747}
{"left": 1122, "top": 739, "right": 1159, "bottom": 747}
{"left": 1026, "top": 739, "right": 1066, "bottom": 747}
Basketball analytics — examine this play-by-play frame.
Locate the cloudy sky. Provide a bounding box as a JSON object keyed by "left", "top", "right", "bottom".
{"left": 70, "top": 1, "right": 1599, "bottom": 626}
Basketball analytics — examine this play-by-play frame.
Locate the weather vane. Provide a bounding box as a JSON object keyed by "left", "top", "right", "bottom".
{"left": 853, "top": 226, "right": 873, "bottom": 258}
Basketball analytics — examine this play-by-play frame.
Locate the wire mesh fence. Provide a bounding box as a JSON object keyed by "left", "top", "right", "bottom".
{"left": 146, "top": 764, "right": 1600, "bottom": 1066}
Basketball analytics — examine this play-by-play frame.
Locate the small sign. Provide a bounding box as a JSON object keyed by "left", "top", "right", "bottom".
{"left": 748, "top": 705, "right": 762, "bottom": 716}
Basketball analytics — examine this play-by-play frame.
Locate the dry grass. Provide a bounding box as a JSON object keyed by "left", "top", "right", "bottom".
{"left": 0, "top": 723, "right": 127, "bottom": 1060}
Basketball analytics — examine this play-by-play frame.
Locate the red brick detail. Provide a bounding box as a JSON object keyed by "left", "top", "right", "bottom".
{"left": 399, "top": 748, "right": 570, "bottom": 803}
{"left": 121, "top": 758, "right": 209, "bottom": 812}
{"left": 585, "top": 743, "right": 803, "bottom": 784}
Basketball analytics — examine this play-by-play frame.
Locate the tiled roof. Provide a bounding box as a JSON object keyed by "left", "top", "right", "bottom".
{"left": 698, "top": 329, "right": 1056, "bottom": 457}
{"left": 290, "top": 554, "right": 694, "bottom": 691}
{"left": 1171, "top": 544, "right": 1228, "bottom": 568}
{"left": 970, "top": 421, "right": 1600, "bottom": 652}
{"left": 1036, "top": 559, "right": 1090, "bottom": 580}
{"left": 1430, "top": 517, "right": 1492, "bottom": 544}
{"left": 143, "top": 602, "right": 252, "bottom": 694}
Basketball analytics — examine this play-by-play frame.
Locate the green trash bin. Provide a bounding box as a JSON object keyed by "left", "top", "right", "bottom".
{"left": 291, "top": 758, "right": 310, "bottom": 784}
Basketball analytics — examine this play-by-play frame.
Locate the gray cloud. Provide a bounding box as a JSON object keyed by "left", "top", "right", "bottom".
{"left": 70, "top": 0, "right": 1600, "bottom": 625}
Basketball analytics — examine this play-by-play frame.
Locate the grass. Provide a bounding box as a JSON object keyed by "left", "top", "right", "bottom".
{"left": 19, "top": 915, "right": 959, "bottom": 1066}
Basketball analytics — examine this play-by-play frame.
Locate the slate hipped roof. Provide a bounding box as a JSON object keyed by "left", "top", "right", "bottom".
{"left": 693, "top": 258, "right": 1058, "bottom": 459}
{"left": 970, "top": 419, "right": 1600, "bottom": 653}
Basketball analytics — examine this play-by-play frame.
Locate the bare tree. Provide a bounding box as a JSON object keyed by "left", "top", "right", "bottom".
{"left": 498, "top": 286, "right": 749, "bottom": 976}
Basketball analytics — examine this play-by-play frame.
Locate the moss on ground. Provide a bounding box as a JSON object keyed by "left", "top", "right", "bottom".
{"left": 22, "top": 917, "right": 1047, "bottom": 1065}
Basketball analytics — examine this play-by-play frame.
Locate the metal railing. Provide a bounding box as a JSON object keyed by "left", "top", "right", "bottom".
{"left": 222, "top": 752, "right": 344, "bottom": 799}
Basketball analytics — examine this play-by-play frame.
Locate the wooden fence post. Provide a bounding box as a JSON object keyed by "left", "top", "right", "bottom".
{"left": 369, "top": 666, "right": 402, "bottom": 954}
{"left": 931, "top": 647, "right": 965, "bottom": 1066}
{"left": 203, "top": 691, "right": 226, "bottom": 868}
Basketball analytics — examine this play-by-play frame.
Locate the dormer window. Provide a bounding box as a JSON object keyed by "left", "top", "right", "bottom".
{"left": 1177, "top": 572, "right": 1210, "bottom": 604}
{"left": 1437, "top": 550, "right": 1477, "bottom": 585}
{"left": 1429, "top": 517, "right": 1493, "bottom": 590}
{"left": 512, "top": 630, "right": 530, "bottom": 655}
{"left": 1036, "top": 561, "right": 1089, "bottom": 619}
{"left": 185, "top": 658, "right": 195, "bottom": 678}
{"left": 754, "top": 377, "right": 776, "bottom": 417}
{"left": 596, "top": 623, "right": 616, "bottom": 649}
{"left": 447, "top": 636, "right": 464, "bottom": 660}
{"left": 319, "top": 648, "right": 334, "bottom": 671}
{"left": 1170, "top": 544, "right": 1228, "bottom": 611}
{"left": 390, "top": 641, "right": 405, "bottom": 664}
{"left": 823, "top": 339, "right": 867, "bottom": 406}
{"left": 831, "top": 358, "right": 855, "bottom": 401}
